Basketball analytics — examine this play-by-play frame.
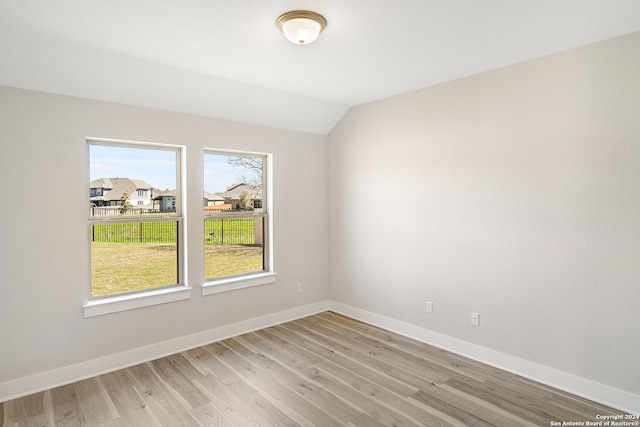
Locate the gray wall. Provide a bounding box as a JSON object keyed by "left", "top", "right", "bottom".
{"left": 0, "top": 87, "right": 329, "bottom": 386}
{"left": 328, "top": 32, "right": 640, "bottom": 395}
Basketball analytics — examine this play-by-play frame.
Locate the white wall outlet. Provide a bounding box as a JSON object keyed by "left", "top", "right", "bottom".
{"left": 471, "top": 312, "right": 480, "bottom": 327}
{"left": 297, "top": 282, "right": 302, "bottom": 293}
{"left": 425, "top": 301, "right": 433, "bottom": 313}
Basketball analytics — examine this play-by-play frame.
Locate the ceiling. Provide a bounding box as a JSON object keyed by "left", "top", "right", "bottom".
{"left": 1, "top": 0, "right": 639, "bottom": 134}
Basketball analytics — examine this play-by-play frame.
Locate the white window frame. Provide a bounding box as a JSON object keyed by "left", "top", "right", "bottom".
{"left": 202, "top": 149, "right": 276, "bottom": 295}
{"left": 83, "top": 138, "right": 190, "bottom": 317}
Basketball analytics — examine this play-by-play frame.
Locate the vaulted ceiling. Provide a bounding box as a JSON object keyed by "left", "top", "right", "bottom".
{"left": 1, "top": 1, "right": 639, "bottom": 134}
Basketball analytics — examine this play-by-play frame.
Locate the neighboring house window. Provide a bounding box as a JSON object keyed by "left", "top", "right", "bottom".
{"left": 137, "top": 189, "right": 147, "bottom": 197}
{"left": 203, "top": 150, "right": 272, "bottom": 291}
{"left": 87, "top": 140, "right": 184, "bottom": 300}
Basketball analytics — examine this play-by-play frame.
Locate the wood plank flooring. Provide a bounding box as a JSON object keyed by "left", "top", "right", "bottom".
{"left": 2, "top": 311, "right": 627, "bottom": 426}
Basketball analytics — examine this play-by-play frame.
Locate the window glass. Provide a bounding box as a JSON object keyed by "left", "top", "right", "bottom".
{"left": 203, "top": 152, "right": 267, "bottom": 280}
{"left": 89, "top": 141, "right": 182, "bottom": 298}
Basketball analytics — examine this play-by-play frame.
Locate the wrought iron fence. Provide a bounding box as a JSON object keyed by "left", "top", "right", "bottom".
{"left": 204, "top": 218, "right": 257, "bottom": 245}
{"left": 91, "top": 218, "right": 258, "bottom": 244}
{"left": 91, "top": 221, "right": 177, "bottom": 243}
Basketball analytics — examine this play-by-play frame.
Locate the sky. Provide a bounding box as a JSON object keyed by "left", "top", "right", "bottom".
{"left": 203, "top": 153, "right": 251, "bottom": 194}
{"left": 90, "top": 145, "right": 252, "bottom": 194}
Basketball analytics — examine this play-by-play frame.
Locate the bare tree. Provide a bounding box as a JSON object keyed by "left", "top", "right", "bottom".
{"left": 227, "top": 156, "right": 263, "bottom": 187}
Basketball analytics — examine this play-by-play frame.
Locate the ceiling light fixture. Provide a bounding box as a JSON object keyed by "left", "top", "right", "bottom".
{"left": 277, "top": 10, "right": 327, "bottom": 46}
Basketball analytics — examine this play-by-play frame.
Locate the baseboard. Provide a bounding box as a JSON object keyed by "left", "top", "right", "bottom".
{"left": 0, "top": 301, "right": 330, "bottom": 403}
{"left": 329, "top": 301, "right": 640, "bottom": 414}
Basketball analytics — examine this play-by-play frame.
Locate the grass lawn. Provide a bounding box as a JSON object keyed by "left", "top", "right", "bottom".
{"left": 91, "top": 242, "right": 263, "bottom": 297}
{"left": 204, "top": 244, "right": 264, "bottom": 280}
{"left": 91, "top": 242, "right": 177, "bottom": 297}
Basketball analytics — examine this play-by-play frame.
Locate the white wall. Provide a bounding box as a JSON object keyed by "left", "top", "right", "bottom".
{"left": 329, "top": 32, "right": 640, "bottom": 397}
{"left": 0, "top": 87, "right": 329, "bottom": 394}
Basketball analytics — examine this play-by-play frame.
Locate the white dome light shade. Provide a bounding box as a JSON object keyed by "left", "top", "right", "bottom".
{"left": 281, "top": 18, "right": 321, "bottom": 45}
{"left": 277, "top": 11, "right": 327, "bottom": 46}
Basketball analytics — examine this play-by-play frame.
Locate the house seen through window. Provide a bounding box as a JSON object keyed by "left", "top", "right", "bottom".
{"left": 88, "top": 140, "right": 183, "bottom": 298}
{"left": 203, "top": 151, "right": 268, "bottom": 281}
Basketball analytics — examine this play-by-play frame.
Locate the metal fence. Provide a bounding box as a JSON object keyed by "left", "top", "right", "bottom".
{"left": 204, "top": 218, "right": 257, "bottom": 245}
{"left": 91, "top": 218, "right": 258, "bottom": 244}
{"left": 91, "top": 221, "right": 177, "bottom": 243}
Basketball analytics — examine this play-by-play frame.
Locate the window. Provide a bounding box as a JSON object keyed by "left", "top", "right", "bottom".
{"left": 86, "top": 139, "right": 187, "bottom": 312}
{"left": 203, "top": 150, "right": 274, "bottom": 293}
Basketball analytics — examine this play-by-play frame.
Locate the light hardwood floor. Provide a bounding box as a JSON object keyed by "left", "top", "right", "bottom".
{"left": 1, "top": 311, "right": 626, "bottom": 426}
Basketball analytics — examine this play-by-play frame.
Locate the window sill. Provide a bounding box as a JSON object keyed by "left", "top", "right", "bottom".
{"left": 202, "top": 272, "right": 277, "bottom": 296}
{"left": 83, "top": 286, "right": 192, "bottom": 318}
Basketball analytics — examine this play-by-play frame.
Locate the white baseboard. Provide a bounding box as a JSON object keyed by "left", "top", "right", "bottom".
{"left": 328, "top": 301, "right": 640, "bottom": 414}
{"left": 0, "top": 301, "right": 330, "bottom": 403}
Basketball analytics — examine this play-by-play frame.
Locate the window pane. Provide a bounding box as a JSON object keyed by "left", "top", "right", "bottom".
{"left": 88, "top": 140, "right": 181, "bottom": 299}
{"left": 203, "top": 152, "right": 267, "bottom": 280}
{"left": 203, "top": 153, "right": 263, "bottom": 213}
{"left": 91, "top": 221, "right": 178, "bottom": 297}
{"left": 204, "top": 216, "right": 265, "bottom": 279}
{"left": 89, "top": 144, "right": 177, "bottom": 217}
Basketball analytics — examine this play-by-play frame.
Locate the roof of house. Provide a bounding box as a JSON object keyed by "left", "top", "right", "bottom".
{"left": 216, "top": 183, "right": 262, "bottom": 200}
{"left": 152, "top": 189, "right": 176, "bottom": 200}
{"left": 90, "top": 177, "right": 114, "bottom": 189}
{"left": 131, "top": 179, "right": 152, "bottom": 189}
{"left": 89, "top": 177, "right": 153, "bottom": 202}
{"left": 204, "top": 192, "right": 224, "bottom": 202}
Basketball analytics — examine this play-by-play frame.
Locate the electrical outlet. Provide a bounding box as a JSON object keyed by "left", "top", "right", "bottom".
{"left": 425, "top": 301, "right": 433, "bottom": 313}
{"left": 471, "top": 312, "right": 480, "bottom": 327}
{"left": 297, "top": 283, "right": 302, "bottom": 293}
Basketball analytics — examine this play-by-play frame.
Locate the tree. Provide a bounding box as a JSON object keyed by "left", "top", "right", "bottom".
{"left": 119, "top": 191, "right": 132, "bottom": 215}
{"left": 227, "top": 156, "right": 263, "bottom": 187}
{"left": 239, "top": 190, "right": 252, "bottom": 210}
